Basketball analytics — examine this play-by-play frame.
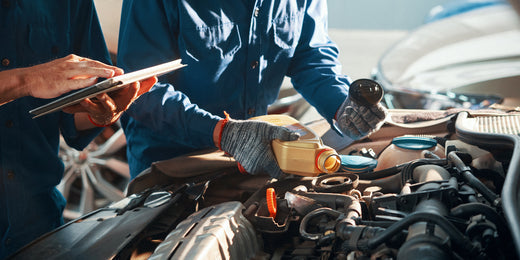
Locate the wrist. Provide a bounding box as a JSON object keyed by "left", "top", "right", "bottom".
{"left": 5, "top": 68, "right": 29, "bottom": 98}
{"left": 213, "top": 120, "right": 224, "bottom": 147}
{"left": 213, "top": 111, "right": 231, "bottom": 150}
{"left": 336, "top": 97, "right": 354, "bottom": 120}
{"left": 1, "top": 68, "right": 36, "bottom": 106}
{"left": 87, "top": 113, "right": 120, "bottom": 128}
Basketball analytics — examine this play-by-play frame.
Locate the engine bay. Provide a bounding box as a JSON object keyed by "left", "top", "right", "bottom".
{"left": 10, "top": 110, "right": 520, "bottom": 260}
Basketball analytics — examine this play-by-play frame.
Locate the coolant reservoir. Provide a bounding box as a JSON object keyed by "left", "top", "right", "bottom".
{"left": 374, "top": 136, "right": 445, "bottom": 171}
{"left": 251, "top": 115, "right": 341, "bottom": 177}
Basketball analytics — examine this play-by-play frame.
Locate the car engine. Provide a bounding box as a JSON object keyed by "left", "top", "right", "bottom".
{"left": 10, "top": 110, "right": 520, "bottom": 260}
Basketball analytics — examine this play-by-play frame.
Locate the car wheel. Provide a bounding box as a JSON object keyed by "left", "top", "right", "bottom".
{"left": 57, "top": 125, "right": 130, "bottom": 221}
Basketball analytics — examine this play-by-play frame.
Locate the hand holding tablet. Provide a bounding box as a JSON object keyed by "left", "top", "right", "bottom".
{"left": 30, "top": 59, "right": 186, "bottom": 118}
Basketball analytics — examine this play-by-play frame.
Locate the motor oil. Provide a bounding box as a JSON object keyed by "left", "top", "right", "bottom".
{"left": 250, "top": 114, "right": 341, "bottom": 177}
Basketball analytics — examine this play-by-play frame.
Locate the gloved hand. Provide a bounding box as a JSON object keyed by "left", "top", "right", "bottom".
{"left": 218, "top": 118, "right": 299, "bottom": 178}
{"left": 336, "top": 97, "right": 387, "bottom": 140}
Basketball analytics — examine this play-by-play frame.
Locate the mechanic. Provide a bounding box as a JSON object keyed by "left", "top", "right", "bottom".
{"left": 0, "top": 1, "right": 156, "bottom": 257}
{"left": 118, "top": 0, "right": 387, "bottom": 179}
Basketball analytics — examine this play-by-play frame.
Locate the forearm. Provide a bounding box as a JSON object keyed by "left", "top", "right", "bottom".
{"left": 288, "top": 0, "right": 349, "bottom": 121}
{"left": 125, "top": 83, "right": 221, "bottom": 148}
{"left": 289, "top": 46, "right": 349, "bottom": 121}
{"left": 0, "top": 68, "right": 30, "bottom": 106}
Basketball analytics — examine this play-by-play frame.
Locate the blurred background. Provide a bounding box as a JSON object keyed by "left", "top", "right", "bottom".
{"left": 328, "top": 0, "right": 451, "bottom": 79}
{"left": 94, "top": 0, "right": 452, "bottom": 80}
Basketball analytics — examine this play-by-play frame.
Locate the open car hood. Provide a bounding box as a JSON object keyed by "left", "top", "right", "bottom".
{"left": 9, "top": 109, "right": 520, "bottom": 260}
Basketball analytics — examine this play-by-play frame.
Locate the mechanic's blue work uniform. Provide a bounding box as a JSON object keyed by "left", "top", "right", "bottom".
{"left": 118, "top": 0, "right": 350, "bottom": 178}
{"left": 0, "top": 1, "right": 109, "bottom": 257}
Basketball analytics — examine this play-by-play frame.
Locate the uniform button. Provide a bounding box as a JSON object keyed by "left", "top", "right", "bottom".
{"left": 1, "top": 58, "right": 10, "bottom": 67}
{"left": 5, "top": 120, "right": 13, "bottom": 128}
{"left": 1, "top": 0, "right": 10, "bottom": 8}
{"left": 7, "top": 170, "right": 14, "bottom": 180}
{"left": 248, "top": 108, "right": 255, "bottom": 115}
{"left": 250, "top": 61, "right": 258, "bottom": 69}
{"left": 254, "top": 8, "right": 259, "bottom": 17}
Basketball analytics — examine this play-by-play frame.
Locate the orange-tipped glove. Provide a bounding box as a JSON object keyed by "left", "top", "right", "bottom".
{"left": 216, "top": 115, "right": 299, "bottom": 178}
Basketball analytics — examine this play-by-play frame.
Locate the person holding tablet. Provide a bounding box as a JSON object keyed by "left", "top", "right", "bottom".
{"left": 0, "top": 1, "right": 156, "bottom": 257}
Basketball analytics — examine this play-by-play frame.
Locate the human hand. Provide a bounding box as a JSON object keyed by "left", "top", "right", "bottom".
{"left": 62, "top": 76, "right": 157, "bottom": 126}
{"left": 23, "top": 54, "right": 124, "bottom": 99}
{"left": 336, "top": 97, "right": 387, "bottom": 140}
{"left": 218, "top": 118, "right": 299, "bottom": 178}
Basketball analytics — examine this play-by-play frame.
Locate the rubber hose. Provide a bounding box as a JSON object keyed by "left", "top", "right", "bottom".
{"left": 357, "top": 164, "right": 404, "bottom": 180}
{"left": 448, "top": 152, "right": 500, "bottom": 206}
{"left": 300, "top": 207, "right": 342, "bottom": 241}
{"left": 401, "top": 159, "right": 447, "bottom": 185}
{"left": 353, "top": 212, "right": 479, "bottom": 256}
{"left": 451, "top": 202, "right": 511, "bottom": 243}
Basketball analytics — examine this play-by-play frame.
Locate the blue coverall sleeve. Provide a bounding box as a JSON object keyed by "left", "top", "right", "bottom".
{"left": 60, "top": 0, "right": 110, "bottom": 150}
{"left": 118, "top": 0, "right": 220, "bottom": 147}
{"left": 287, "top": 0, "right": 350, "bottom": 122}
{"left": 125, "top": 83, "right": 221, "bottom": 146}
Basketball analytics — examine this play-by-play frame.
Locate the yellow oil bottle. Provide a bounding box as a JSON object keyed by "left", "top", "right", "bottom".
{"left": 251, "top": 114, "right": 341, "bottom": 177}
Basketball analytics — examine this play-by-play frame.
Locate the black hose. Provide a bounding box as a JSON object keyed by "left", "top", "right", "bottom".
{"left": 448, "top": 152, "right": 500, "bottom": 206}
{"left": 400, "top": 158, "right": 447, "bottom": 185}
{"left": 433, "top": 136, "right": 447, "bottom": 148}
{"left": 422, "top": 150, "right": 441, "bottom": 159}
{"left": 300, "top": 207, "right": 342, "bottom": 241}
{"left": 451, "top": 202, "right": 511, "bottom": 243}
{"left": 357, "top": 158, "right": 445, "bottom": 182}
{"left": 357, "top": 164, "right": 404, "bottom": 180}
{"left": 356, "top": 220, "right": 397, "bottom": 228}
{"left": 351, "top": 212, "right": 479, "bottom": 256}
{"left": 460, "top": 185, "right": 478, "bottom": 202}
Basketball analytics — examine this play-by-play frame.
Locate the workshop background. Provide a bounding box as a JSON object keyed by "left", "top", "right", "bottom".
{"left": 94, "top": 0, "right": 451, "bottom": 80}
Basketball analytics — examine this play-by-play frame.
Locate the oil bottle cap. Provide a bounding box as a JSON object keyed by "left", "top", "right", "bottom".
{"left": 392, "top": 136, "right": 437, "bottom": 150}
{"left": 349, "top": 79, "right": 384, "bottom": 106}
{"left": 266, "top": 188, "right": 277, "bottom": 219}
{"left": 339, "top": 155, "right": 378, "bottom": 173}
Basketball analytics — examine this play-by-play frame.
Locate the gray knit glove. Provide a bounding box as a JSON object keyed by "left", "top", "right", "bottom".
{"left": 220, "top": 119, "right": 299, "bottom": 178}
{"left": 336, "top": 97, "right": 387, "bottom": 140}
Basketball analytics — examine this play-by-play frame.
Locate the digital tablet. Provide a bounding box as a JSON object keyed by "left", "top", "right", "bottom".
{"left": 29, "top": 59, "right": 186, "bottom": 118}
